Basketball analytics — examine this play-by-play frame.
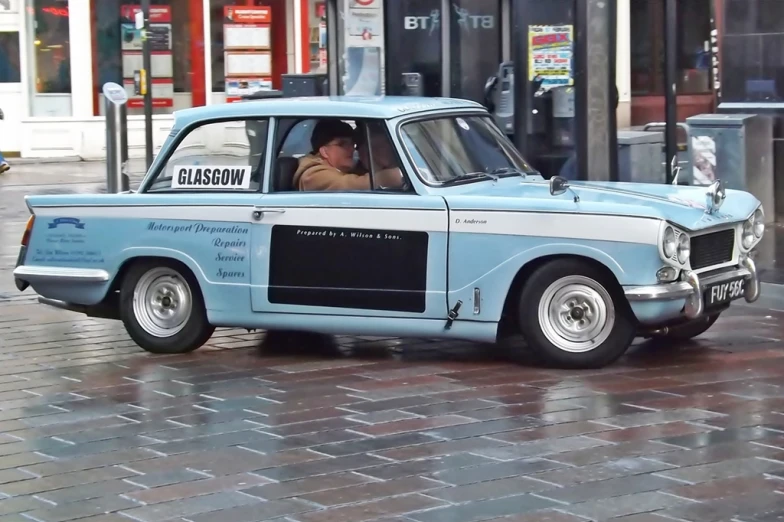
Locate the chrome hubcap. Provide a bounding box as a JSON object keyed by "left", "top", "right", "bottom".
{"left": 537, "top": 275, "right": 615, "bottom": 353}
{"left": 132, "top": 267, "right": 192, "bottom": 338}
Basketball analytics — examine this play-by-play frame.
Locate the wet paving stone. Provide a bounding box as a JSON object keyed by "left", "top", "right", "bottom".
{"left": 3, "top": 169, "right": 784, "bottom": 520}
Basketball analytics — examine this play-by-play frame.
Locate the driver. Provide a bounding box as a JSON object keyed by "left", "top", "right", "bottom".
{"left": 293, "top": 119, "right": 403, "bottom": 191}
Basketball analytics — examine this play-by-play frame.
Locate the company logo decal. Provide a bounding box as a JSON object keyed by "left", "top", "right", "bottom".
{"left": 48, "top": 217, "right": 86, "bottom": 229}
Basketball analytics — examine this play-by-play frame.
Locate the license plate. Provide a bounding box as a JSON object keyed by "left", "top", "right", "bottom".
{"left": 705, "top": 277, "right": 746, "bottom": 307}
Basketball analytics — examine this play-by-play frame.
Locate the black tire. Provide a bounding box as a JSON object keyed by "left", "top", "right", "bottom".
{"left": 119, "top": 260, "right": 215, "bottom": 354}
{"left": 517, "top": 258, "right": 636, "bottom": 369}
{"left": 652, "top": 313, "right": 720, "bottom": 342}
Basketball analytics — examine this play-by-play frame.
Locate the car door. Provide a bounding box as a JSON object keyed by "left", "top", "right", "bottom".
{"left": 249, "top": 117, "right": 449, "bottom": 320}
{"left": 141, "top": 117, "right": 271, "bottom": 310}
{"left": 250, "top": 192, "right": 448, "bottom": 319}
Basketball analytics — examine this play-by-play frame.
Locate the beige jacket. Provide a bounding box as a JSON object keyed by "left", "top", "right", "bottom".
{"left": 293, "top": 154, "right": 403, "bottom": 191}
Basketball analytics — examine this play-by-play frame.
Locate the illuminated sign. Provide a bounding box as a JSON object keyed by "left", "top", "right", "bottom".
{"left": 42, "top": 6, "right": 68, "bottom": 17}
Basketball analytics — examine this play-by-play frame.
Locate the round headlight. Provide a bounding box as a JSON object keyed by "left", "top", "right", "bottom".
{"left": 742, "top": 219, "right": 755, "bottom": 249}
{"left": 753, "top": 208, "right": 765, "bottom": 238}
{"left": 677, "top": 233, "right": 690, "bottom": 264}
{"left": 663, "top": 226, "right": 676, "bottom": 258}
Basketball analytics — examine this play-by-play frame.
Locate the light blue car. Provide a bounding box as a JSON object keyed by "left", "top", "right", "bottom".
{"left": 12, "top": 96, "right": 765, "bottom": 369}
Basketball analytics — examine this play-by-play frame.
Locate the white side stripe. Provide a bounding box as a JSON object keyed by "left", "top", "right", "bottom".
{"left": 258, "top": 208, "right": 447, "bottom": 232}
{"left": 451, "top": 211, "right": 660, "bottom": 245}
{"left": 32, "top": 205, "right": 661, "bottom": 243}
{"left": 34, "top": 205, "right": 254, "bottom": 223}
{"left": 33, "top": 206, "right": 449, "bottom": 233}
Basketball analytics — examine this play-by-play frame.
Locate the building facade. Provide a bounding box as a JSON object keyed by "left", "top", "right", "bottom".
{"left": 0, "top": 0, "right": 716, "bottom": 159}
{"left": 628, "top": 0, "right": 715, "bottom": 126}
{"left": 0, "top": 0, "right": 324, "bottom": 159}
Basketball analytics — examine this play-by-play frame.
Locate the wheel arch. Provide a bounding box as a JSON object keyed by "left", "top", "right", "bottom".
{"left": 99, "top": 251, "right": 208, "bottom": 317}
{"left": 500, "top": 253, "right": 628, "bottom": 326}
{"left": 114, "top": 255, "right": 216, "bottom": 354}
{"left": 109, "top": 248, "right": 207, "bottom": 294}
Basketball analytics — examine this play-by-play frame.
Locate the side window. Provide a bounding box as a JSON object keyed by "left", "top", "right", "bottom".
{"left": 276, "top": 118, "right": 357, "bottom": 159}
{"left": 357, "top": 120, "right": 410, "bottom": 192}
{"left": 278, "top": 119, "right": 318, "bottom": 158}
{"left": 146, "top": 118, "right": 269, "bottom": 193}
{"left": 270, "top": 118, "right": 357, "bottom": 193}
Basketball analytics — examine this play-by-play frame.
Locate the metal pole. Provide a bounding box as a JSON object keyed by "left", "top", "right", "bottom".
{"left": 120, "top": 99, "right": 130, "bottom": 192}
{"left": 663, "top": 0, "right": 678, "bottom": 183}
{"left": 103, "top": 83, "right": 129, "bottom": 194}
{"left": 511, "top": 0, "right": 530, "bottom": 155}
{"left": 326, "top": 0, "right": 339, "bottom": 95}
{"left": 105, "top": 102, "right": 122, "bottom": 194}
{"left": 142, "top": 0, "right": 154, "bottom": 170}
{"left": 574, "top": 0, "right": 588, "bottom": 181}
{"left": 607, "top": 0, "right": 618, "bottom": 182}
{"left": 440, "top": 0, "right": 451, "bottom": 97}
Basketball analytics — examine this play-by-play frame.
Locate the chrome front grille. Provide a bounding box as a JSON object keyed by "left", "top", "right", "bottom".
{"left": 690, "top": 229, "right": 735, "bottom": 270}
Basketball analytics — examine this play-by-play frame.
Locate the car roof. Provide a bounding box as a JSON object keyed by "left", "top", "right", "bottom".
{"left": 171, "top": 96, "right": 486, "bottom": 129}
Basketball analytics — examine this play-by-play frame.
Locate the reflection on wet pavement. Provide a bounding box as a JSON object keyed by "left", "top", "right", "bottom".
{"left": 1, "top": 163, "right": 784, "bottom": 521}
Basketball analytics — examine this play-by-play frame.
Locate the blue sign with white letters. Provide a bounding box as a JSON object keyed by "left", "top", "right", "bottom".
{"left": 48, "top": 218, "right": 86, "bottom": 230}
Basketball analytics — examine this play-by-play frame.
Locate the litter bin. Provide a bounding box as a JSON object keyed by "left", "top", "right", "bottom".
{"left": 281, "top": 74, "right": 328, "bottom": 97}
{"left": 642, "top": 122, "right": 691, "bottom": 184}
{"left": 241, "top": 89, "right": 283, "bottom": 101}
{"left": 685, "top": 113, "right": 774, "bottom": 221}
{"left": 617, "top": 130, "right": 665, "bottom": 183}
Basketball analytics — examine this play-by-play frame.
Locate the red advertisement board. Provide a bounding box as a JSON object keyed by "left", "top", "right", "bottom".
{"left": 120, "top": 5, "right": 172, "bottom": 23}
{"left": 224, "top": 6, "right": 271, "bottom": 24}
{"left": 223, "top": 6, "right": 273, "bottom": 103}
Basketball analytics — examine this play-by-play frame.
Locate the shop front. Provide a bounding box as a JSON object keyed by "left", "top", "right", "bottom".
{"left": 383, "top": 0, "right": 505, "bottom": 102}
{"left": 0, "top": 0, "right": 327, "bottom": 158}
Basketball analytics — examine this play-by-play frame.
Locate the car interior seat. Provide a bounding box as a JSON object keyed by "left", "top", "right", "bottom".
{"left": 274, "top": 156, "right": 300, "bottom": 191}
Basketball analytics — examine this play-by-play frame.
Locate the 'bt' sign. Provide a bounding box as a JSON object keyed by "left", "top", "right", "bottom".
{"left": 404, "top": 6, "right": 495, "bottom": 32}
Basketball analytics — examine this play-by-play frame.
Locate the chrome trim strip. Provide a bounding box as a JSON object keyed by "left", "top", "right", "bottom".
{"left": 624, "top": 267, "right": 752, "bottom": 302}
{"left": 701, "top": 267, "right": 751, "bottom": 287}
{"left": 624, "top": 281, "right": 692, "bottom": 301}
{"left": 741, "top": 255, "right": 760, "bottom": 303}
{"left": 13, "top": 266, "right": 110, "bottom": 283}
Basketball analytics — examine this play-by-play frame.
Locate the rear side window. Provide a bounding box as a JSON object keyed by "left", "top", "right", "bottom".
{"left": 146, "top": 118, "right": 269, "bottom": 193}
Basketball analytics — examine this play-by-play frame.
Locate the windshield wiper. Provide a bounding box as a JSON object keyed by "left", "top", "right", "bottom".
{"left": 440, "top": 172, "right": 499, "bottom": 186}
{"left": 487, "top": 166, "right": 536, "bottom": 178}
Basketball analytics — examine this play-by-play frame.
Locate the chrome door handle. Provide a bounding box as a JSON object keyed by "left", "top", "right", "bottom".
{"left": 252, "top": 207, "right": 286, "bottom": 220}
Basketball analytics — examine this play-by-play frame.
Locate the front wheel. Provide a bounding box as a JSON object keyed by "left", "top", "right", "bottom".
{"left": 119, "top": 261, "right": 215, "bottom": 354}
{"left": 517, "top": 259, "right": 636, "bottom": 369}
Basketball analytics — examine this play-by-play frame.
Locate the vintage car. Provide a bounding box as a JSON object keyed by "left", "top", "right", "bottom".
{"left": 12, "top": 96, "right": 764, "bottom": 369}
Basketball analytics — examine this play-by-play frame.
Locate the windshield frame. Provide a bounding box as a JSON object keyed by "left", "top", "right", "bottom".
{"left": 394, "top": 110, "right": 537, "bottom": 189}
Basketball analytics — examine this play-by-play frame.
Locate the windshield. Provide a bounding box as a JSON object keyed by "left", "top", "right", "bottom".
{"left": 399, "top": 115, "right": 536, "bottom": 185}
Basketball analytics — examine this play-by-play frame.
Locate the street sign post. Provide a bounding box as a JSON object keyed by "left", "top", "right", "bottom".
{"left": 102, "top": 82, "right": 130, "bottom": 194}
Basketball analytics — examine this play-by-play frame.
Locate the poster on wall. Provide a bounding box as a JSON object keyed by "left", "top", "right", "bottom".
{"left": 692, "top": 135, "right": 717, "bottom": 185}
{"left": 120, "top": 5, "right": 174, "bottom": 108}
{"left": 528, "top": 24, "right": 574, "bottom": 90}
{"left": 342, "top": 0, "right": 385, "bottom": 96}
{"left": 224, "top": 6, "right": 273, "bottom": 103}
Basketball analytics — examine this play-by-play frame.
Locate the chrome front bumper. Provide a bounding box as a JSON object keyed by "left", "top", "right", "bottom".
{"left": 624, "top": 256, "right": 760, "bottom": 319}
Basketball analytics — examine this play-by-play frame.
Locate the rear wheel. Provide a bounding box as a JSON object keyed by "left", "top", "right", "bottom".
{"left": 517, "top": 259, "right": 636, "bottom": 369}
{"left": 119, "top": 260, "right": 214, "bottom": 354}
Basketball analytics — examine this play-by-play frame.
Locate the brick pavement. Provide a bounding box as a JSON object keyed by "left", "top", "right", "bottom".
{"left": 1, "top": 165, "right": 784, "bottom": 521}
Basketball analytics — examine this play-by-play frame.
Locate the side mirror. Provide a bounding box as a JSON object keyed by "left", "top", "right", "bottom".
{"left": 549, "top": 175, "right": 570, "bottom": 196}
